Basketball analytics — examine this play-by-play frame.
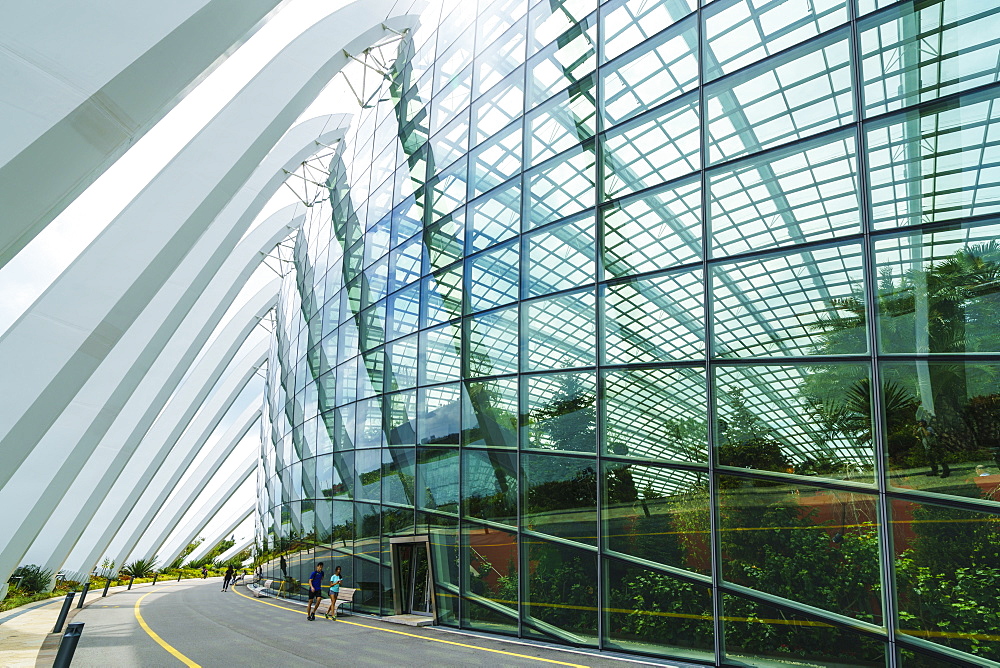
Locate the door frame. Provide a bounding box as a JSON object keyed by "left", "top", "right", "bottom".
{"left": 389, "top": 534, "right": 436, "bottom": 620}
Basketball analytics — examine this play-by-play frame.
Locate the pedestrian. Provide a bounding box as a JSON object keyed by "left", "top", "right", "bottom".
{"left": 222, "top": 566, "right": 234, "bottom": 592}
{"left": 306, "top": 562, "right": 324, "bottom": 621}
{"left": 201, "top": 565, "right": 208, "bottom": 579}
{"left": 324, "top": 565, "right": 343, "bottom": 620}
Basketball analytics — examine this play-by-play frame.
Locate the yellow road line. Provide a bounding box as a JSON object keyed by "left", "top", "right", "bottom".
{"left": 134, "top": 590, "right": 201, "bottom": 667}
{"left": 232, "top": 586, "right": 585, "bottom": 667}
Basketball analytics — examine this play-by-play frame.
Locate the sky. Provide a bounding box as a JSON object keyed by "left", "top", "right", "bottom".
{"left": 2, "top": 0, "right": 372, "bottom": 564}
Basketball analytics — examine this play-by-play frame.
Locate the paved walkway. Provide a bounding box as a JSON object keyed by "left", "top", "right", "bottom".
{"left": 0, "top": 578, "right": 699, "bottom": 667}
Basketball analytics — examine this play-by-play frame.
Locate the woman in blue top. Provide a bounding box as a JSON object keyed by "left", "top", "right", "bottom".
{"left": 324, "top": 565, "right": 343, "bottom": 619}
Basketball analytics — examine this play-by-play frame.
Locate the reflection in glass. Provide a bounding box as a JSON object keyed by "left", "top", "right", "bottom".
{"left": 522, "top": 538, "right": 598, "bottom": 645}
{"left": 602, "top": 463, "right": 710, "bottom": 573}
{"left": 719, "top": 476, "right": 882, "bottom": 623}
{"left": 603, "top": 559, "right": 713, "bottom": 661}
{"left": 523, "top": 452, "right": 597, "bottom": 546}
{"left": 603, "top": 367, "right": 708, "bottom": 464}
{"left": 722, "top": 593, "right": 885, "bottom": 667}
{"left": 525, "top": 371, "right": 597, "bottom": 454}
{"left": 715, "top": 364, "right": 875, "bottom": 482}
{"left": 882, "top": 361, "right": 1000, "bottom": 497}
{"left": 892, "top": 497, "right": 1000, "bottom": 662}
{"left": 462, "top": 523, "right": 518, "bottom": 633}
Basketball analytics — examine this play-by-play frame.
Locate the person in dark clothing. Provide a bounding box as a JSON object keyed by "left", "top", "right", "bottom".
{"left": 306, "top": 562, "right": 324, "bottom": 621}
{"left": 222, "top": 566, "right": 234, "bottom": 592}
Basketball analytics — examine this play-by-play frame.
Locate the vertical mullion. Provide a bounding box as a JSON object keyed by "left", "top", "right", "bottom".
{"left": 697, "top": 0, "right": 727, "bottom": 665}
{"left": 850, "top": 2, "right": 899, "bottom": 666}
{"left": 593, "top": 0, "right": 606, "bottom": 653}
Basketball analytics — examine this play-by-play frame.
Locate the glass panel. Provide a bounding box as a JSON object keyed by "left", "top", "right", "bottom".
{"left": 603, "top": 268, "right": 704, "bottom": 363}
{"left": 462, "top": 523, "right": 518, "bottom": 633}
{"left": 355, "top": 450, "right": 382, "bottom": 502}
{"left": 423, "top": 265, "right": 464, "bottom": 327}
{"left": 428, "top": 109, "right": 470, "bottom": 175}
{"left": 603, "top": 462, "right": 710, "bottom": 573}
{"left": 462, "top": 377, "right": 519, "bottom": 448}
{"left": 526, "top": 143, "right": 597, "bottom": 230}
{"left": 525, "top": 75, "right": 597, "bottom": 168}
{"left": 382, "top": 447, "right": 416, "bottom": 507}
{"left": 417, "top": 447, "right": 459, "bottom": 512}
{"left": 472, "top": 70, "right": 524, "bottom": 147}
{"left": 527, "top": 10, "right": 597, "bottom": 109}
{"left": 462, "top": 449, "right": 518, "bottom": 525}
{"left": 425, "top": 209, "right": 465, "bottom": 272}
{"left": 470, "top": 123, "right": 522, "bottom": 197}
{"left": 712, "top": 243, "right": 867, "bottom": 358}
{"left": 526, "top": 214, "right": 595, "bottom": 297}
{"left": 522, "top": 538, "right": 598, "bottom": 644}
{"left": 604, "top": 367, "right": 709, "bottom": 463}
{"left": 860, "top": 0, "right": 1000, "bottom": 117}
{"left": 874, "top": 221, "right": 1000, "bottom": 355}
{"left": 525, "top": 371, "right": 597, "bottom": 454}
{"left": 601, "top": 175, "right": 702, "bottom": 278}
{"left": 419, "top": 322, "right": 461, "bottom": 385}
{"left": 417, "top": 383, "right": 461, "bottom": 446}
{"left": 600, "top": 0, "right": 697, "bottom": 64}
{"left": 602, "top": 15, "right": 698, "bottom": 127}
{"left": 715, "top": 363, "right": 876, "bottom": 483}
{"left": 722, "top": 592, "right": 886, "bottom": 666}
{"left": 468, "top": 241, "right": 520, "bottom": 313}
{"left": 418, "top": 511, "right": 459, "bottom": 624}
{"left": 385, "top": 390, "right": 417, "bottom": 447}
{"left": 718, "top": 477, "right": 883, "bottom": 623}
{"left": 525, "top": 288, "right": 597, "bottom": 371}
{"left": 355, "top": 397, "right": 384, "bottom": 449}
{"left": 467, "top": 179, "right": 520, "bottom": 254}
{"left": 523, "top": 452, "right": 597, "bottom": 546}
{"left": 703, "top": 0, "right": 848, "bottom": 82}
{"left": 466, "top": 306, "right": 519, "bottom": 378}
{"left": 705, "top": 29, "right": 853, "bottom": 165}
{"left": 388, "top": 284, "right": 421, "bottom": 342}
{"left": 603, "top": 559, "right": 714, "bottom": 662}
{"left": 387, "top": 333, "right": 419, "bottom": 391}
{"left": 603, "top": 93, "right": 701, "bottom": 198}
{"left": 892, "top": 497, "right": 1000, "bottom": 662}
{"left": 867, "top": 88, "right": 1000, "bottom": 230}
{"left": 708, "top": 129, "right": 860, "bottom": 258}
{"left": 475, "top": 12, "right": 528, "bottom": 95}
{"left": 882, "top": 360, "right": 1000, "bottom": 499}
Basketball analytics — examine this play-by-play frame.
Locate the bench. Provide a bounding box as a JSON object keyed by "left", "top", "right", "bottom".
{"left": 320, "top": 587, "right": 357, "bottom": 618}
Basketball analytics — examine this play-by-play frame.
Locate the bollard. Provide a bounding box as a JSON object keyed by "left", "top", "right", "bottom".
{"left": 127, "top": 575, "right": 135, "bottom": 590}
{"left": 102, "top": 578, "right": 111, "bottom": 597}
{"left": 177, "top": 572, "right": 182, "bottom": 582}
{"left": 52, "top": 592, "right": 75, "bottom": 633}
{"left": 76, "top": 583, "right": 91, "bottom": 608}
{"left": 152, "top": 573, "right": 158, "bottom": 586}
{"left": 52, "top": 622, "right": 84, "bottom": 668}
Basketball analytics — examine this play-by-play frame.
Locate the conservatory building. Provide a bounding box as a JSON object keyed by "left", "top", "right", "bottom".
{"left": 1, "top": 0, "right": 998, "bottom": 666}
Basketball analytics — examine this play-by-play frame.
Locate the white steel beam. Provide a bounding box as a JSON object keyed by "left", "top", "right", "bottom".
{"left": 0, "top": 0, "right": 284, "bottom": 267}
{"left": 184, "top": 507, "right": 255, "bottom": 566}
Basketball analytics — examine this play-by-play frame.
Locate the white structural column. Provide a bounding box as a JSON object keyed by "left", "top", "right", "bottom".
{"left": 0, "top": 0, "right": 419, "bottom": 488}
{"left": 2, "top": 115, "right": 345, "bottom": 584}
{"left": 120, "top": 403, "right": 261, "bottom": 568}
{"left": 183, "top": 508, "right": 256, "bottom": 567}
{"left": 62, "top": 339, "right": 269, "bottom": 578}
{"left": 216, "top": 535, "right": 255, "bottom": 566}
{"left": 6, "top": 273, "right": 279, "bottom": 585}
{"left": 0, "top": 0, "right": 283, "bottom": 267}
{"left": 156, "top": 458, "right": 256, "bottom": 567}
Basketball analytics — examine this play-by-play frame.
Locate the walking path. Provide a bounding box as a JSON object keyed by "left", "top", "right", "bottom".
{"left": 2, "top": 577, "right": 702, "bottom": 667}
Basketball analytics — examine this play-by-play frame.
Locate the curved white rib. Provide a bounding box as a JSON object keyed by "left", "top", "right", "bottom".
{"left": 155, "top": 455, "right": 256, "bottom": 568}
{"left": 1, "top": 114, "right": 344, "bottom": 584}
{"left": 215, "top": 535, "right": 255, "bottom": 566}
{"left": 121, "top": 403, "right": 262, "bottom": 568}
{"left": 183, "top": 507, "right": 256, "bottom": 566}
{"left": 0, "top": 0, "right": 419, "bottom": 484}
{"left": 0, "top": 0, "right": 283, "bottom": 267}
{"left": 7, "top": 274, "right": 278, "bottom": 585}
{"left": 62, "top": 339, "right": 270, "bottom": 576}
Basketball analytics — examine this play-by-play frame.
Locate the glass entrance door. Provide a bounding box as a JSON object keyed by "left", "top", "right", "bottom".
{"left": 392, "top": 540, "right": 433, "bottom": 617}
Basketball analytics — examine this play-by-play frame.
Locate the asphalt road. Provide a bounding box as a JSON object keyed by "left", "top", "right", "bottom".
{"left": 68, "top": 578, "right": 663, "bottom": 667}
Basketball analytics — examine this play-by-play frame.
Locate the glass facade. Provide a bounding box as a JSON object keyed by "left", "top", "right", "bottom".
{"left": 256, "top": 0, "right": 1000, "bottom": 665}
